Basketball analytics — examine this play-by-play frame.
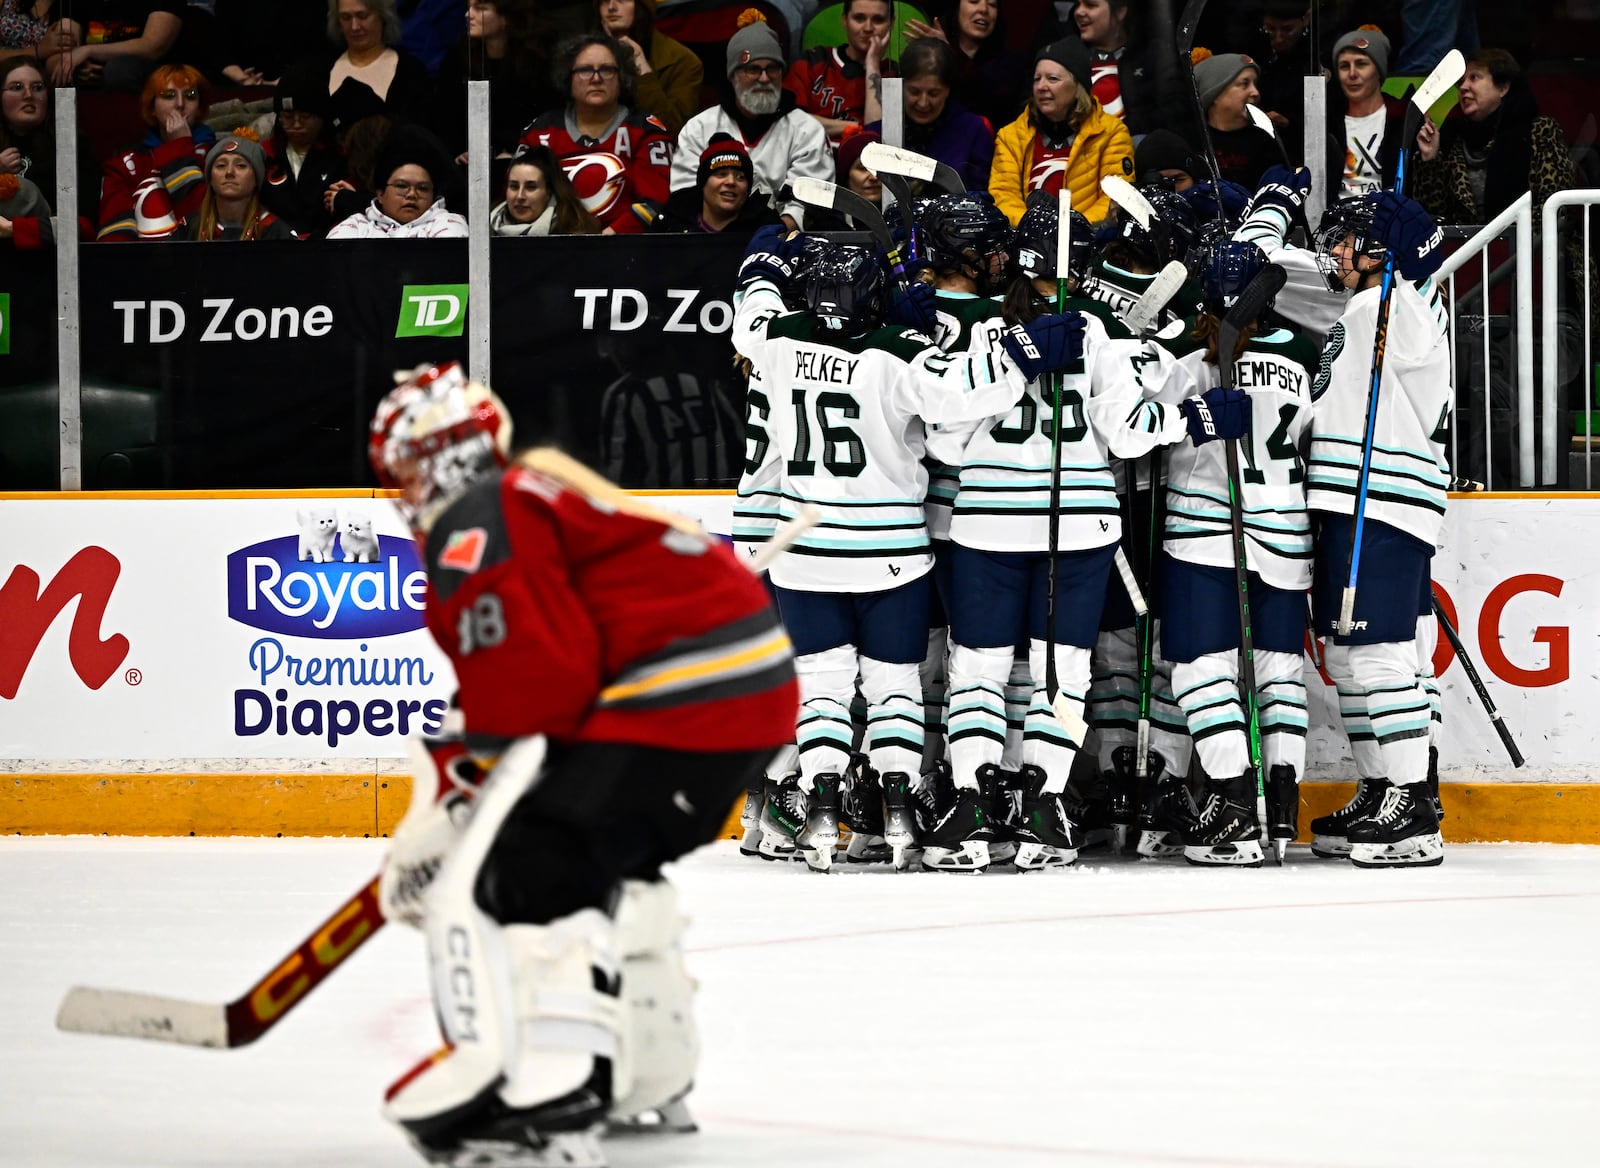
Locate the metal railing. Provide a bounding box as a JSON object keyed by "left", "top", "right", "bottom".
{"left": 1543, "top": 189, "right": 1600, "bottom": 486}
{"left": 1434, "top": 191, "right": 1534, "bottom": 488}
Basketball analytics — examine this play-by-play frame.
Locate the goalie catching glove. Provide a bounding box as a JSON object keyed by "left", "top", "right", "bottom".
{"left": 379, "top": 734, "right": 488, "bottom": 928}
{"left": 998, "top": 311, "right": 1087, "bottom": 382}
{"left": 1178, "top": 385, "right": 1251, "bottom": 446}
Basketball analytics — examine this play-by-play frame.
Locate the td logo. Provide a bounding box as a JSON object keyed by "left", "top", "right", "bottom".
{"left": 397, "top": 284, "right": 469, "bottom": 338}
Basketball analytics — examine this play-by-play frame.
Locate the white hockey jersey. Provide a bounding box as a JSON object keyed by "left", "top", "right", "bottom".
{"left": 1164, "top": 327, "right": 1320, "bottom": 590}
{"left": 732, "top": 280, "right": 1031, "bottom": 592}
{"left": 1234, "top": 201, "right": 1348, "bottom": 345}
{"left": 1306, "top": 275, "right": 1452, "bottom": 546}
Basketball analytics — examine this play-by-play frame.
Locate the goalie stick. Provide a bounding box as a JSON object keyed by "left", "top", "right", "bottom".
{"left": 1217, "top": 263, "right": 1288, "bottom": 864}
{"left": 56, "top": 507, "right": 823, "bottom": 1051}
{"left": 1338, "top": 50, "right": 1466, "bottom": 635}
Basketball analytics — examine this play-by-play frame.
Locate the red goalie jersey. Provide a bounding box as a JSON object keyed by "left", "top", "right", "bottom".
{"left": 421, "top": 449, "right": 797, "bottom": 753}
{"left": 518, "top": 110, "right": 673, "bottom": 234}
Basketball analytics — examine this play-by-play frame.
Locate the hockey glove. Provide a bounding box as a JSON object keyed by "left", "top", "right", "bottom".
{"left": 1366, "top": 190, "right": 1445, "bottom": 282}
{"left": 736, "top": 224, "right": 805, "bottom": 293}
{"left": 1244, "top": 165, "right": 1312, "bottom": 223}
{"left": 379, "top": 735, "right": 486, "bottom": 928}
{"left": 1178, "top": 385, "right": 1251, "bottom": 446}
{"left": 999, "top": 311, "right": 1087, "bottom": 382}
{"left": 886, "top": 279, "right": 938, "bottom": 334}
{"left": 1183, "top": 179, "right": 1252, "bottom": 222}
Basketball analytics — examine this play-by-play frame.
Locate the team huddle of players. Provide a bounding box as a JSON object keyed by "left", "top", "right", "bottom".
{"left": 730, "top": 162, "right": 1454, "bottom": 874}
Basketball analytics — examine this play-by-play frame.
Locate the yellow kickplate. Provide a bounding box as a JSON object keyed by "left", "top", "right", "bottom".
{"left": 1300, "top": 782, "right": 1600, "bottom": 844}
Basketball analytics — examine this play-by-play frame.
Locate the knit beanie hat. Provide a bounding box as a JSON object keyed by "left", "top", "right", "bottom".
{"left": 1332, "top": 28, "right": 1390, "bottom": 80}
{"left": 329, "top": 78, "right": 388, "bottom": 133}
{"left": 1034, "top": 37, "right": 1091, "bottom": 93}
{"left": 275, "top": 58, "right": 332, "bottom": 119}
{"left": 1135, "top": 129, "right": 1202, "bottom": 183}
{"left": 834, "top": 129, "right": 879, "bottom": 184}
{"left": 697, "top": 132, "right": 754, "bottom": 187}
{"left": 726, "top": 11, "right": 785, "bottom": 78}
{"left": 205, "top": 133, "right": 268, "bottom": 187}
{"left": 1194, "top": 52, "right": 1257, "bottom": 109}
{"left": 0, "top": 173, "right": 47, "bottom": 218}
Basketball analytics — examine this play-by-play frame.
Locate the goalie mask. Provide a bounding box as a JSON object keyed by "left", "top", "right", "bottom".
{"left": 803, "top": 243, "right": 888, "bottom": 335}
{"left": 919, "top": 191, "right": 1013, "bottom": 292}
{"left": 1314, "top": 195, "right": 1386, "bottom": 291}
{"left": 1013, "top": 191, "right": 1093, "bottom": 286}
{"left": 370, "top": 361, "right": 513, "bottom": 532}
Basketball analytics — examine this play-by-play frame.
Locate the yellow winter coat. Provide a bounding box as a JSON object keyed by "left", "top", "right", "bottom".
{"left": 987, "top": 101, "right": 1135, "bottom": 225}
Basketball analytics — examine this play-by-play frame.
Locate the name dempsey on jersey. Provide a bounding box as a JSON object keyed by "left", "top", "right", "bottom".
{"left": 794, "top": 352, "right": 861, "bottom": 384}
{"left": 1233, "top": 359, "right": 1310, "bottom": 393}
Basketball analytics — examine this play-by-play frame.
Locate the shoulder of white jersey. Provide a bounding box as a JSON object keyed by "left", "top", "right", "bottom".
{"left": 1064, "top": 294, "right": 1132, "bottom": 339}
{"left": 866, "top": 324, "right": 940, "bottom": 360}
{"left": 1245, "top": 326, "right": 1320, "bottom": 373}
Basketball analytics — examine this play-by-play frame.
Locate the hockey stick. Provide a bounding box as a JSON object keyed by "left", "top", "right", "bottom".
{"left": 791, "top": 177, "right": 896, "bottom": 257}
{"left": 1124, "top": 260, "right": 1189, "bottom": 338}
{"left": 1337, "top": 50, "right": 1466, "bottom": 635}
{"left": 1244, "top": 103, "right": 1311, "bottom": 244}
{"left": 873, "top": 169, "right": 923, "bottom": 283}
{"left": 1432, "top": 596, "right": 1526, "bottom": 767}
{"left": 56, "top": 505, "right": 823, "bottom": 1051}
{"left": 860, "top": 141, "right": 967, "bottom": 194}
{"left": 1045, "top": 187, "right": 1071, "bottom": 717}
{"left": 57, "top": 877, "right": 385, "bottom": 1048}
{"left": 1101, "top": 173, "right": 1156, "bottom": 232}
{"left": 1216, "top": 264, "right": 1288, "bottom": 864}
{"left": 1172, "top": 1, "right": 1226, "bottom": 209}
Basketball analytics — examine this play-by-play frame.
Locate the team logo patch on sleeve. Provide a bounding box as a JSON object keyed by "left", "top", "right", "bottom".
{"left": 1122, "top": 156, "right": 1133, "bottom": 175}
{"left": 439, "top": 528, "right": 488, "bottom": 573}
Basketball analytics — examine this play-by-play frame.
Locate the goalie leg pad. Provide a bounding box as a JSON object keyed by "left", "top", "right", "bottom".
{"left": 608, "top": 879, "right": 698, "bottom": 1124}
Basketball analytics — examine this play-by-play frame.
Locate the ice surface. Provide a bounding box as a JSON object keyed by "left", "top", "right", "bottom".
{"left": 2, "top": 836, "right": 1597, "bottom": 1168}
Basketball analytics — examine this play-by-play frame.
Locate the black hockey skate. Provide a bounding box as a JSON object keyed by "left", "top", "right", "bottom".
{"left": 915, "top": 768, "right": 993, "bottom": 873}
{"left": 756, "top": 777, "right": 807, "bottom": 863}
{"left": 843, "top": 767, "right": 891, "bottom": 864}
{"left": 1427, "top": 746, "right": 1444, "bottom": 822}
{"left": 1265, "top": 764, "right": 1300, "bottom": 863}
{"left": 977, "top": 764, "right": 1024, "bottom": 867}
{"left": 1309, "top": 777, "right": 1391, "bottom": 859}
{"left": 1013, "top": 764, "right": 1083, "bottom": 870}
{"left": 1107, "top": 746, "right": 1142, "bottom": 853}
{"left": 1348, "top": 782, "right": 1444, "bottom": 868}
{"left": 878, "top": 770, "right": 918, "bottom": 870}
{"left": 797, "top": 773, "right": 842, "bottom": 872}
{"left": 1075, "top": 767, "right": 1114, "bottom": 849}
{"left": 1136, "top": 774, "right": 1196, "bottom": 858}
{"left": 1183, "top": 773, "right": 1264, "bottom": 867}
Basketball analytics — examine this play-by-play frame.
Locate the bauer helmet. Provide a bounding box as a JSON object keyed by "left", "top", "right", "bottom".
{"left": 1013, "top": 190, "right": 1094, "bottom": 286}
{"left": 804, "top": 242, "right": 888, "bottom": 334}
{"left": 1314, "top": 194, "right": 1386, "bottom": 291}
{"left": 1194, "top": 239, "right": 1272, "bottom": 318}
{"left": 784, "top": 232, "right": 838, "bottom": 310}
{"left": 919, "top": 191, "right": 1013, "bottom": 292}
{"left": 1106, "top": 185, "right": 1197, "bottom": 270}
{"left": 370, "top": 361, "right": 512, "bottom": 532}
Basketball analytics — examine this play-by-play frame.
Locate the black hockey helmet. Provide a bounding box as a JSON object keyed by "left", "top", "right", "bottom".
{"left": 1186, "top": 217, "right": 1235, "bottom": 279}
{"left": 1194, "top": 239, "right": 1272, "bottom": 318}
{"left": 783, "top": 232, "right": 838, "bottom": 310}
{"left": 1314, "top": 194, "right": 1386, "bottom": 291}
{"left": 804, "top": 242, "right": 888, "bottom": 335}
{"left": 1108, "top": 185, "right": 1198, "bottom": 270}
{"left": 1014, "top": 189, "right": 1094, "bottom": 286}
{"left": 919, "top": 191, "right": 1013, "bottom": 292}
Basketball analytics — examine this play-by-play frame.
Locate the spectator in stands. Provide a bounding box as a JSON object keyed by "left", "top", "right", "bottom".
{"left": 518, "top": 33, "right": 671, "bottom": 233}
{"left": 209, "top": 0, "right": 330, "bottom": 87}
{"left": 0, "top": 170, "right": 51, "bottom": 245}
{"left": 261, "top": 60, "right": 346, "bottom": 238}
{"left": 327, "top": 0, "right": 433, "bottom": 126}
{"left": 183, "top": 131, "right": 296, "bottom": 240}
{"left": 1191, "top": 51, "right": 1277, "bottom": 187}
{"left": 673, "top": 13, "right": 831, "bottom": 231}
{"left": 594, "top": 0, "right": 701, "bottom": 136}
{"left": 1, "top": 54, "right": 99, "bottom": 235}
{"left": 904, "top": 0, "right": 1028, "bottom": 132}
{"left": 989, "top": 37, "right": 1132, "bottom": 225}
{"left": 489, "top": 143, "right": 601, "bottom": 234}
{"left": 1396, "top": 0, "right": 1479, "bottom": 76}
{"left": 785, "top": 0, "right": 893, "bottom": 142}
{"left": 1, "top": 1, "right": 53, "bottom": 55}
{"left": 1325, "top": 27, "right": 1406, "bottom": 201}
{"left": 326, "top": 123, "right": 468, "bottom": 236}
{"left": 1415, "top": 48, "right": 1576, "bottom": 223}
{"left": 399, "top": 0, "right": 465, "bottom": 74}
{"left": 651, "top": 133, "right": 778, "bottom": 234}
{"left": 1134, "top": 127, "right": 1200, "bottom": 192}
{"left": 1248, "top": 0, "right": 1313, "bottom": 161}
{"left": 439, "top": 0, "right": 561, "bottom": 162}
{"left": 1032, "top": 0, "right": 1183, "bottom": 138}
{"left": 43, "top": 0, "right": 184, "bottom": 90}
{"left": 863, "top": 36, "right": 994, "bottom": 192}
{"left": 96, "top": 63, "right": 216, "bottom": 240}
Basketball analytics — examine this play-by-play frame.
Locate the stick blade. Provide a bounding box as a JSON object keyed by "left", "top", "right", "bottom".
{"left": 790, "top": 176, "right": 842, "bottom": 211}
{"left": 1245, "top": 103, "right": 1276, "bottom": 137}
{"left": 1124, "top": 260, "right": 1189, "bottom": 336}
{"left": 860, "top": 142, "right": 937, "bottom": 183}
{"left": 57, "top": 986, "right": 230, "bottom": 1049}
{"left": 1413, "top": 50, "right": 1466, "bottom": 114}
{"left": 1100, "top": 175, "right": 1154, "bottom": 229}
